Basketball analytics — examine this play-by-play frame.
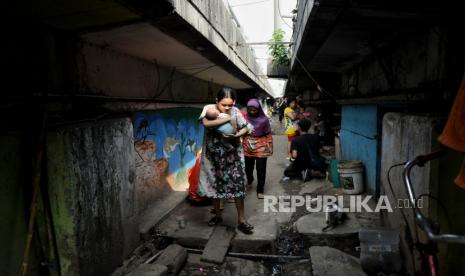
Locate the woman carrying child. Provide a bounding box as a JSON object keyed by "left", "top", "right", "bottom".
{"left": 197, "top": 88, "right": 254, "bottom": 234}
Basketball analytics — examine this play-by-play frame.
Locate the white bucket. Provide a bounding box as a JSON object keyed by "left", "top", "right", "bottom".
{"left": 337, "top": 160, "right": 364, "bottom": 194}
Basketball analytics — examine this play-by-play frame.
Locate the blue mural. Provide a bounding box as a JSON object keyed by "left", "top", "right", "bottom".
{"left": 133, "top": 108, "right": 204, "bottom": 188}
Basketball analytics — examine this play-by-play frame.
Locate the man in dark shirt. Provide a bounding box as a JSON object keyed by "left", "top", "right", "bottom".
{"left": 284, "top": 118, "right": 326, "bottom": 181}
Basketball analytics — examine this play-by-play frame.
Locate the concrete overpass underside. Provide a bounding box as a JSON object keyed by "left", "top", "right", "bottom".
{"left": 5, "top": 0, "right": 271, "bottom": 106}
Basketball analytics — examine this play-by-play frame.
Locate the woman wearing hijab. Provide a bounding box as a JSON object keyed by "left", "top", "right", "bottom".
{"left": 242, "top": 98, "right": 273, "bottom": 199}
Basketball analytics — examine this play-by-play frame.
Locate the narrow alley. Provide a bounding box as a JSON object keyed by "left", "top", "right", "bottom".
{"left": 111, "top": 117, "right": 382, "bottom": 275}
{"left": 2, "top": 1, "right": 465, "bottom": 276}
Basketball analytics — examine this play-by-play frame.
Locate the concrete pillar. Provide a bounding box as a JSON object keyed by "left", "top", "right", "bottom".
{"left": 380, "top": 112, "right": 441, "bottom": 274}
{"left": 47, "top": 118, "right": 138, "bottom": 275}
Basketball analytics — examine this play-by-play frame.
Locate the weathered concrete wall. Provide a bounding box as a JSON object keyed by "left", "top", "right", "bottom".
{"left": 380, "top": 113, "right": 441, "bottom": 274}
{"left": 299, "top": 26, "right": 458, "bottom": 103}
{"left": 78, "top": 41, "right": 222, "bottom": 102}
{"left": 340, "top": 28, "right": 447, "bottom": 99}
{"left": 340, "top": 105, "right": 379, "bottom": 195}
{"left": 0, "top": 135, "right": 28, "bottom": 276}
{"left": 47, "top": 118, "right": 138, "bottom": 276}
{"left": 290, "top": 0, "right": 314, "bottom": 70}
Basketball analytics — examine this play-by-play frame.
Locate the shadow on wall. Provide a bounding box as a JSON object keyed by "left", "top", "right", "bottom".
{"left": 132, "top": 108, "right": 204, "bottom": 214}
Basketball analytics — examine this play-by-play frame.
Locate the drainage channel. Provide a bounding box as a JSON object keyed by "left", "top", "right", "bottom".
{"left": 180, "top": 248, "right": 306, "bottom": 276}
{"left": 114, "top": 187, "right": 363, "bottom": 275}
{"left": 114, "top": 229, "right": 360, "bottom": 276}
{"left": 183, "top": 248, "right": 306, "bottom": 262}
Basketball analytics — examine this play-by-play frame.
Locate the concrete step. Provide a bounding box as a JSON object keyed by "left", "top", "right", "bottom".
{"left": 126, "top": 264, "right": 168, "bottom": 276}
{"left": 183, "top": 253, "right": 268, "bottom": 275}
{"left": 310, "top": 246, "right": 367, "bottom": 276}
{"left": 168, "top": 224, "right": 213, "bottom": 249}
{"left": 201, "top": 226, "right": 236, "bottom": 264}
{"left": 231, "top": 215, "right": 279, "bottom": 253}
{"left": 153, "top": 244, "right": 187, "bottom": 275}
{"left": 282, "top": 259, "right": 313, "bottom": 276}
{"left": 158, "top": 201, "right": 280, "bottom": 253}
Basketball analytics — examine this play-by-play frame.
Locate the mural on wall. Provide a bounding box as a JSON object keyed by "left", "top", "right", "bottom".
{"left": 132, "top": 108, "right": 204, "bottom": 202}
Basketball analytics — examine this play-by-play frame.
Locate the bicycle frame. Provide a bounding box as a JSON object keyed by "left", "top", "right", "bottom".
{"left": 402, "top": 150, "right": 465, "bottom": 244}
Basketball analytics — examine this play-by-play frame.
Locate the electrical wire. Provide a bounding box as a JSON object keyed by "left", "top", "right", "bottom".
{"left": 174, "top": 63, "right": 216, "bottom": 70}
{"left": 171, "top": 64, "right": 217, "bottom": 83}
{"left": 277, "top": 0, "right": 293, "bottom": 29}
{"left": 47, "top": 113, "right": 110, "bottom": 128}
{"left": 340, "top": 128, "right": 377, "bottom": 140}
{"left": 230, "top": 0, "right": 271, "bottom": 8}
{"left": 154, "top": 59, "right": 161, "bottom": 100}
{"left": 289, "top": 0, "right": 340, "bottom": 103}
{"left": 139, "top": 63, "right": 218, "bottom": 110}
{"left": 294, "top": 55, "right": 337, "bottom": 101}
{"left": 153, "top": 67, "right": 176, "bottom": 100}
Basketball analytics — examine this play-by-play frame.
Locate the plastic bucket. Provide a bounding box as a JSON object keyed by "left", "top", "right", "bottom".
{"left": 337, "top": 160, "right": 364, "bottom": 194}
{"left": 329, "top": 160, "right": 341, "bottom": 188}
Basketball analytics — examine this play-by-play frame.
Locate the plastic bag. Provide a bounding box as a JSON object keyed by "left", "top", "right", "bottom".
{"left": 187, "top": 151, "right": 210, "bottom": 205}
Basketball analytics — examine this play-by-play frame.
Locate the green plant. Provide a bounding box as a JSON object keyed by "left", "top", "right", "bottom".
{"left": 268, "top": 29, "right": 289, "bottom": 65}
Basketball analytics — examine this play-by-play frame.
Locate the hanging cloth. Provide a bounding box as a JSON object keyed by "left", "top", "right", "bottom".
{"left": 438, "top": 70, "right": 465, "bottom": 189}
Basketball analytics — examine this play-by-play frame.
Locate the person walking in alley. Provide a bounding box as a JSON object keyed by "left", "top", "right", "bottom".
{"left": 242, "top": 98, "right": 273, "bottom": 199}
{"left": 278, "top": 96, "right": 287, "bottom": 124}
{"left": 284, "top": 118, "right": 326, "bottom": 181}
{"left": 197, "top": 88, "right": 254, "bottom": 235}
{"left": 284, "top": 98, "right": 301, "bottom": 159}
{"left": 314, "top": 113, "right": 326, "bottom": 145}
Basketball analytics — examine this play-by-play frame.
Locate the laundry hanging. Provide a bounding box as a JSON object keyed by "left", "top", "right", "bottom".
{"left": 438, "top": 69, "right": 465, "bottom": 189}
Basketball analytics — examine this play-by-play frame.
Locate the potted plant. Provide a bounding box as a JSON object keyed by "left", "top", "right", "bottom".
{"left": 267, "top": 29, "right": 290, "bottom": 77}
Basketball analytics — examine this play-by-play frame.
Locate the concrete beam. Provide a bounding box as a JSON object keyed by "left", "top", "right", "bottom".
{"left": 164, "top": 0, "right": 272, "bottom": 94}
{"left": 77, "top": 41, "right": 222, "bottom": 102}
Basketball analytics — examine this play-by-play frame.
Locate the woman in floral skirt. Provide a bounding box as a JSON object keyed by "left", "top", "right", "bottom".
{"left": 197, "top": 88, "right": 254, "bottom": 234}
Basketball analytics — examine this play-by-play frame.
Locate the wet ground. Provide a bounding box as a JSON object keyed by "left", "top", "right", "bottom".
{"left": 113, "top": 115, "right": 380, "bottom": 275}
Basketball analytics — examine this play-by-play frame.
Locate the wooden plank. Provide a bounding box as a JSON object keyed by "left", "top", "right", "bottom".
{"left": 201, "top": 226, "right": 236, "bottom": 264}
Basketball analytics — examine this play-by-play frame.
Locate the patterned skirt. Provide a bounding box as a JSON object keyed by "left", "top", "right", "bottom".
{"left": 198, "top": 132, "right": 247, "bottom": 199}
{"left": 242, "top": 134, "right": 273, "bottom": 158}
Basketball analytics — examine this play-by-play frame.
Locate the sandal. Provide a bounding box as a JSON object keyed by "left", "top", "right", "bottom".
{"left": 208, "top": 216, "right": 223, "bottom": 227}
{"left": 237, "top": 222, "right": 254, "bottom": 234}
{"left": 209, "top": 207, "right": 225, "bottom": 214}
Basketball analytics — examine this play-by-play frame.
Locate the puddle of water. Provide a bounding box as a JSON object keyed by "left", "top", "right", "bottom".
{"left": 275, "top": 232, "right": 312, "bottom": 257}
{"left": 269, "top": 263, "right": 283, "bottom": 276}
